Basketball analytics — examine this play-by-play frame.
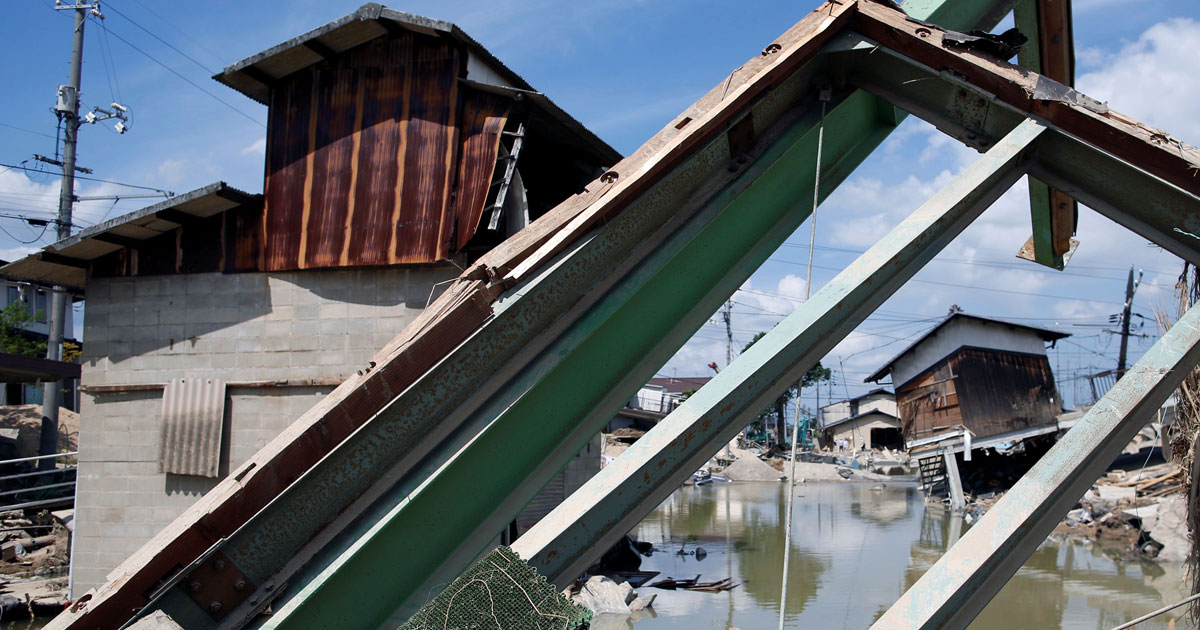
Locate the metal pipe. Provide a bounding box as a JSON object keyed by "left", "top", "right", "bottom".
{"left": 1109, "top": 592, "right": 1200, "bottom": 630}
{"left": 0, "top": 452, "right": 78, "bottom": 466}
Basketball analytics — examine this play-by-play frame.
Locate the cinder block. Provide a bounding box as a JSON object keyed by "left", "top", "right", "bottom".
{"left": 293, "top": 303, "right": 319, "bottom": 320}
{"left": 318, "top": 303, "right": 349, "bottom": 319}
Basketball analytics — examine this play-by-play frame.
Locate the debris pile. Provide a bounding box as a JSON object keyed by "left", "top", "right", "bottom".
{"left": 0, "top": 508, "right": 71, "bottom": 620}
{"left": 961, "top": 461, "right": 1189, "bottom": 560}
{"left": 565, "top": 575, "right": 655, "bottom": 617}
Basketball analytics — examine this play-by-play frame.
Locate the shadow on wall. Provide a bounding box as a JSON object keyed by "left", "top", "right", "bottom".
{"left": 84, "top": 266, "right": 458, "bottom": 367}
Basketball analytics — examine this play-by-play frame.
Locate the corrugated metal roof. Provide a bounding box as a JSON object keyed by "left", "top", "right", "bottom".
{"left": 158, "top": 378, "right": 227, "bottom": 478}
{"left": 865, "top": 312, "right": 1070, "bottom": 384}
{"left": 0, "top": 183, "right": 259, "bottom": 292}
{"left": 213, "top": 4, "right": 620, "bottom": 166}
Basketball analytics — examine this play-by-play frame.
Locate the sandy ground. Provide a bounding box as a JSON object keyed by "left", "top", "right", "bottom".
{"left": 0, "top": 405, "right": 79, "bottom": 461}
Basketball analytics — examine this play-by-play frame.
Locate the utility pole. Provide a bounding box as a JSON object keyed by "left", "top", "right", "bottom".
{"left": 1116, "top": 265, "right": 1142, "bottom": 380}
{"left": 40, "top": 1, "right": 95, "bottom": 470}
{"left": 722, "top": 301, "right": 733, "bottom": 368}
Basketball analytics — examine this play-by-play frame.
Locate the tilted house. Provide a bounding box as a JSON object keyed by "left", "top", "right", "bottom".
{"left": 865, "top": 310, "right": 1068, "bottom": 452}
{"left": 0, "top": 4, "right": 616, "bottom": 594}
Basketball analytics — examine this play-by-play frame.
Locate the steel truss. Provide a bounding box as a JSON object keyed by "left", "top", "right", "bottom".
{"left": 50, "top": 1, "right": 1200, "bottom": 629}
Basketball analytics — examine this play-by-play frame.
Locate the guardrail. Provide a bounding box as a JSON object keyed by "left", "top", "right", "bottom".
{"left": 0, "top": 452, "right": 78, "bottom": 512}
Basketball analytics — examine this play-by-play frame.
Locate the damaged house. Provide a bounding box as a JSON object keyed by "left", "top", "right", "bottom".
{"left": 0, "top": 4, "right": 616, "bottom": 593}
{"left": 865, "top": 309, "right": 1069, "bottom": 502}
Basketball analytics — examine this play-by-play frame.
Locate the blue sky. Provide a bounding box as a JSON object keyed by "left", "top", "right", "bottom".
{"left": 3, "top": 0, "right": 1199, "bottom": 411}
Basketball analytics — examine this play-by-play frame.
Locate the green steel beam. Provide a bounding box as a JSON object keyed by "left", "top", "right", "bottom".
{"left": 835, "top": 34, "right": 1200, "bottom": 265}
{"left": 512, "top": 119, "right": 1046, "bottom": 584}
{"left": 254, "top": 9, "right": 1025, "bottom": 629}
{"left": 261, "top": 84, "right": 899, "bottom": 630}
{"left": 872, "top": 297, "right": 1200, "bottom": 629}
{"left": 120, "top": 4, "right": 1025, "bottom": 629}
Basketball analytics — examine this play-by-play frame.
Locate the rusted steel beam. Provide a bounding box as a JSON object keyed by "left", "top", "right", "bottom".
{"left": 836, "top": 23, "right": 1200, "bottom": 264}
{"left": 873, "top": 300, "right": 1200, "bottom": 629}
{"left": 512, "top": 119, "right": 1046, "bottom": 586}
{"left": 851, "top": 0, "right": 1200, "bottom": 201}
{"left": 1015, "top": 0, "right": 1077, "bottom": 269}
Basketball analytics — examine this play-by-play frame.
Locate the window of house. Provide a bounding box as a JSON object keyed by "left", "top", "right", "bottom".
{"left": 34, "top": 291, "right": 47, "bottom": 323}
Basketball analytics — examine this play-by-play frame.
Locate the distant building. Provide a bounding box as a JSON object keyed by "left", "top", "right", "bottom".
{"left": 0, "top": 4, "right": 616, "bottom": 594}
{"left": 865, "top": 310, "right": 1068, "bottom": 452}
{"left": 609, "top": 376, "right": 710, "bottom": 431}
{"left": 818, "top": 388, "right": 900, "bottom": 450}
{"left": 0, "top": 271, "right": 78, "bottom": 409}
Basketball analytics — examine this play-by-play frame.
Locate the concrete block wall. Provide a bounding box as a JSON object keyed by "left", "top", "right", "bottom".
{"left": 72, "top": 266, "right": 457, "bottom": 595}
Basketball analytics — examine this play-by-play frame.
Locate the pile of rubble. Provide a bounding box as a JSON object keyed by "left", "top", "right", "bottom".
{"left": 962, "top": 462, "right": 1189, "bottom": 560}
{"left": 0, "top": 508, "right": 71, "bottom": 620}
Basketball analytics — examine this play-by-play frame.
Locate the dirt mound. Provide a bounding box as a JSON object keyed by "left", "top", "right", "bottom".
{"left": 0, "top": 406, "right": 78, "bottom": 461}
{"left": 721, "top": 455, "right": 785, "bottom": 482}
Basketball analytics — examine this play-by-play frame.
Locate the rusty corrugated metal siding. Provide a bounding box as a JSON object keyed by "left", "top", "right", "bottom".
{"left": 259, "top": 32, "right": 502, "bottom": 270}
{"left": 897, "top": 347, "right": 1060, "bottom": 443}
{"left": 158, "top": 378, "right": 227, "bottom": 478}
{"left": 455, "top": 91, "right": 510, "bottom": 250}
{"left": 88, "top": 36, "right": 514, "bottom": 280}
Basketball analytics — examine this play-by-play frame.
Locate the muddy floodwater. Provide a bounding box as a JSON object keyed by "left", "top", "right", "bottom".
{"left": 622, "top": 482, "right": 1193, "bottom": 629}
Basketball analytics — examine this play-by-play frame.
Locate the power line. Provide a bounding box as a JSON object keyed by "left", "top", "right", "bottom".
{"left": 100, "top": 25, "right": 265, "bottom": 128}
{"left": 116, "top": 0, "right": 227, "bottom": 66}
{"left": 104, "top": 2, "right": 217, "bottom": 75}
{"left": 0, "top": 163, "right": 172, "bottom": 194}
{"left": 0, "top": 123, "right": 57, "bottom": 140}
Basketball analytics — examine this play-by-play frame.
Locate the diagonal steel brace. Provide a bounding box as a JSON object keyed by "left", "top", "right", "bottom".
{"left": 513, "top": 118, "right": 1048, "bottom": 584}
{"left": 872, "top": 299, "right": 1200, "bottom": 629}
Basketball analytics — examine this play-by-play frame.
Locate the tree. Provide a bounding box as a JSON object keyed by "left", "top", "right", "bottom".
{"left": 743, "top": 331, "right": 832, "bottom": 447}
{"left": 0, "top": 301, "right": 46, "bottom": 358}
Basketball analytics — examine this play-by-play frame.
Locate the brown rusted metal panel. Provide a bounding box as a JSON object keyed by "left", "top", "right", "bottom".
{"left": 395, "top": 38, "right": 459, "bottom": 263}
{"left": 303, "top": 67, "right": 359, "bottom": 269}
{"left": 454, "top": 90, "right": 510, "bottom": 251}
{"left": 158, "top": 378, "right": 227, "bottom": 478}
{"left": 263, "top": 71, "right": 314, "bottom": 271}
{"left": 348, "top": 37, "right": 411, "bottom": 266}
{"left": 260, "top": 33, "right": 466, "bottom": 269}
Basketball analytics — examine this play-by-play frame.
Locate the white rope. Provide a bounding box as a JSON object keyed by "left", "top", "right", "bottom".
{"left": 778, "top": 89, "right": 829, "bottom": 630}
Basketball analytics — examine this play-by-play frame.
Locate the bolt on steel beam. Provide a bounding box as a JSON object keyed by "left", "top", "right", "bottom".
{"left": 872, "top": 299, "right": 1200, "bottom": 630}
{"left": 512, "top": 118, "right": 1047, "bottom": 585}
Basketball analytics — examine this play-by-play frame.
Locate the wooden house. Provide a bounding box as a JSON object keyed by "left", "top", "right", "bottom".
{"left": 0, "top": 4, "right": 616, "bottom": 595}
{"left": 865, "top": 311, "right": 1068, "bottom": 452}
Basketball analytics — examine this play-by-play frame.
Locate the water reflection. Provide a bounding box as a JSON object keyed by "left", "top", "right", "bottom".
{"left": 630, "top": 482, "right": 1191, "bottom": 629}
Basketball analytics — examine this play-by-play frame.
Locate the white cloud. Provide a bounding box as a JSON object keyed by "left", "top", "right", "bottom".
{"left": 1078, "top": 18, "right": 1200, "bottom": 147}
{"left": 241, "top": 137, "right": 267, "bottom": 156}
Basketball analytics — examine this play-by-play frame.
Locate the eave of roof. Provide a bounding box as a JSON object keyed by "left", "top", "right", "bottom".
{"left": 823, "top": 408, "right": 899, "bottom": 430}
{"left": 864, "top": 312, "right": 1069, "bottom": 383}
{"left": 0, "top": 353, "right": 81, "bottom": 382}
{"left": 820, "top": 387, "right": 893, "bottom": 409}
{"left": 213, "top": 4, "right": 621, "bottom": 165}
{"left": 0, "top": 182, "right": 260, "bottom": 293}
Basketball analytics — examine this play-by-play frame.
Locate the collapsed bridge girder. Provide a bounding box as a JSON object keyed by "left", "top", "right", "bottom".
{"left": 47, "top": 1, "right": 1200, "bottom": 629}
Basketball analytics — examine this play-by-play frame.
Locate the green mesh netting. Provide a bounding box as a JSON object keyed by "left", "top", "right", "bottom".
{"left": 398, "top": 546, "right": 591, "bottom": 630}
